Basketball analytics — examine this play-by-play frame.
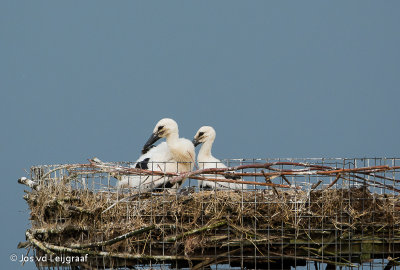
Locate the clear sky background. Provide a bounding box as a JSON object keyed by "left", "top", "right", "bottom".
{"left": 1, "top": 1, "right": 399, "bottom": 269}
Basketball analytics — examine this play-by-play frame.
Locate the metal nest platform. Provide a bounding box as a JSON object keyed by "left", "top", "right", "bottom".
{"left": 18, "top": 158, "right": 400, "bottom": 269}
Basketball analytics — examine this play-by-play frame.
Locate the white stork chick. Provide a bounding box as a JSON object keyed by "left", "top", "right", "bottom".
{"left": 117, "top": 118, "right": 195, "bottom": 192}
{"left": 192, "top": 126, "right": 247, "bottom": 190}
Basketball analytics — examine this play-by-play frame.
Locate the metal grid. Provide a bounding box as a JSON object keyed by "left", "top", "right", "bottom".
{"left": 24, "top": 158, "right": 400, "bottom": 270}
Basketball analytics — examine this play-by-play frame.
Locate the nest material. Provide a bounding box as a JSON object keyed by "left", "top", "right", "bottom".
{"left": 23, "top": 180, "right": 400, "bottom": 268}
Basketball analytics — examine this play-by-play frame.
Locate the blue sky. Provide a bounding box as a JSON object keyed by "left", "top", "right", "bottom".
{"left": 1, "top": 1, "right": 399, "bottom": 269}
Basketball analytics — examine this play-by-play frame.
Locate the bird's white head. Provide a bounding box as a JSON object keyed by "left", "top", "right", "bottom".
{"left": 153, "top": 118, "right": 179, "bottom": 137}
{"left": 192, "top": 126, "right": 216, "bottom": 147}
{"left": 142, "top": 118, "right": 179, "bottom": 154}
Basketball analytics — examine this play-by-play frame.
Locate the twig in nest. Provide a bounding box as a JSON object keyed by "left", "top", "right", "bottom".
{"left": 165, "top": 221, "right": 227, "bottom": 242}
{"left": 56, "top": 200, "right": 95, "bottom": 215}
{"left": 102, "top": 192, "right": 153, "bottom": 213}
{"left": 31, "top": 225, "right": 90, "bottom": 235}
{"left": 261, "top": 170, "right": 279, "bottom": 196}
{"left": 317, "top": 231, "right": 349, "bottom": 254}
{"left": 192, "top": 248, "right": 241, "bottom": 270}
{"left": 281, "top": 175, "right": 291, "bottom": 185}
{"left": 386, "top": 257, "right": 400, "bottom": 268}
{"left": 190, "top": 175, "right": 294, "bottom": 189}
{"left": 37, "top": 239, "right": 221, "bottom": 261}
{"left": 169, "top": 162, "right": 275, "bottom": 184}
{"left": 70, "top": 225, "right": 156, "bottom": 249}
{"left": 311, "top": 180, "right": 323, "bottom": 190}
{"left": 26, "top": 231, "right": 55, "bottom": 257}
{"left": 324, "top": 173, "right": 342, "bottom": 190}
{"left": 40, "top": 164, "right": 72, "bottom": 180}
{"left": 268, "top": 251, "right": 356, "bottom": 267}
{"left": 18, "top": 177, "right": 39, "bottom": 190}
{"left": 17, "top": 241, "right": 30, "bottom": 249}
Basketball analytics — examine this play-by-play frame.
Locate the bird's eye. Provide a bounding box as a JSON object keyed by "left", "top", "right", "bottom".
{"left": 158, "top": 126, "right": 164, "bottom": 131}
{"left": 198, "top": 132, "right": 204, "bottom": 137}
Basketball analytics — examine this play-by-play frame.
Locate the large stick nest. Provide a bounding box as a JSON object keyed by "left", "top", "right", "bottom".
{"left": 19, "top": 160, "right": 400, "bottom": 268}
{"left": 23, "top": 182, "right": 400, "bottom": 268}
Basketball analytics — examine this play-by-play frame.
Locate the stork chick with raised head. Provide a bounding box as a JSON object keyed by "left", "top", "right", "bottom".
{"left": 117, "top": 118, "right": 195, "bottom": 192}
{"left": 192, "top": 126, "right": 247, "bottom": 190}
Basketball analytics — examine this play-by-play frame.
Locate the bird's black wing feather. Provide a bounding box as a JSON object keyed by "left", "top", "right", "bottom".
{"left": 135, "top": 158, "right": 150, "bottom": 170}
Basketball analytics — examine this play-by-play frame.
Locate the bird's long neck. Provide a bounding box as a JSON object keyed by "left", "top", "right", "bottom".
{"left": 166, "top": 132, "right": 179, "bottom": 147}
{"left": 166, "top": 132, "right": 188, "bottom": 162}
{"left": 198, "top": 139, "right": 214, "bottom": 160}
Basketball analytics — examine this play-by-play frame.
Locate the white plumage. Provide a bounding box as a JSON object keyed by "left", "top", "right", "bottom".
{"left": 193, "top": 126, "right": 247, "bottom": 190}
{"left": 117, "top": 118, "right": 195, "bottom": 192}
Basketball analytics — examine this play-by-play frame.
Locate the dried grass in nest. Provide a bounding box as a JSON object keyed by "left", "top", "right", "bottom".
{"left": 23, "top": 181, "right": 400, "bottom": 267}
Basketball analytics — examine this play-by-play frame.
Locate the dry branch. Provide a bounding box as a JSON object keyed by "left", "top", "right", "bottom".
{"left": 261, "top": 170, "right": 279, "bottom": 196}
{"left": 26, "top": 231, "right": 55, "bottom": 257}
{"left": 56, "top": 200, "right": 95, "bottom": 215}
{"left": 17, "top": 241, "right": 30, "bottom": 249}
{"left": 70, "top": 225, "right": 156, "bottom": 249}
{"left": 31, "top": 226, "right": 90, "bottom": 236}
{"left": 311, "top": 180, "right": 323, "bottom": 190}
{"left": 268, "top": 251, "right": 356, "bottom": 267}
{"left": 192, "top": 248, "right": 241, "bottom": 270}
{"left": 165, "top": 221, "right": 227, "bottom": 242}
{"left": 190, "top": 175, "right": 293, "bottom": 189}
{"left": 38, "top": 240, "right": 225, "bottom": 261}
{"left": 324, "top": 173, "right": 342, "bottom": 190}
{"left": 18, "top": 177, "right": 39, "bottom": 190}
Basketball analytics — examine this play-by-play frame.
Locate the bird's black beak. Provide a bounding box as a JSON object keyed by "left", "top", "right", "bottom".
{"left": 192, "top": 138, "right": 202, "bottom": 147}
{"left": 142, "top": 133, "right": 161, "bottom": 154}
